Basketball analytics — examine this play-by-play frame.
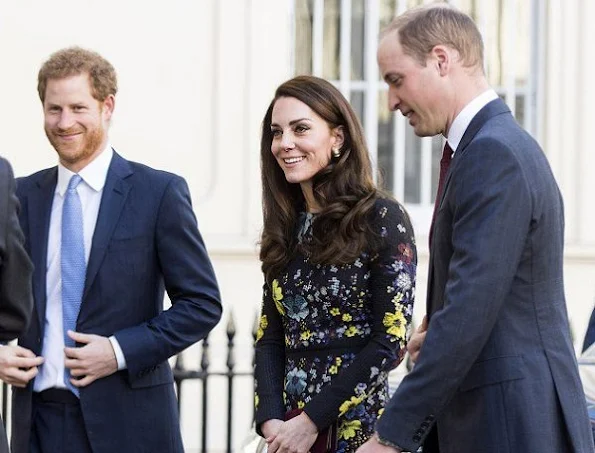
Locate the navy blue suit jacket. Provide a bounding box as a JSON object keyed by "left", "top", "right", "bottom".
{"left": 376, "top": 99, "right": 594, "bottom": 453}
{"left": 11, "top": 152, "right": 222, "bottom": 453}
{"left": 584, "top": 308, "right": 595, "bottom": 352}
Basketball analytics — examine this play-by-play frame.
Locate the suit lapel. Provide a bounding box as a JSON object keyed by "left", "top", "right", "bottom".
{"left": 82, "top": 152, "right": 133, "bottom": 301}
{"left": 427, "top": 98, "right": 511, "bottom": 317}
{"left": 29, "top": 169, "right": 58, "bottom": 331}
{"left": 437, "top": 99, "right": 511, "bottom": 214}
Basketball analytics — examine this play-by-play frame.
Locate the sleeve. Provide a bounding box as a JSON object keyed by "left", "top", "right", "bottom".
{"left": 376, "top": 139, "right": 533, "bottom": 451}
{"left": 254, "top": 280, "right": 287, "bottom": 434}
{"left": 108, "top": 336, "right": 127, "bottom": 369}
{"left": 0, "top": 158, "right": 33, "bottom": 342}
{"left": 114, "top": 176, "right": 223, "bottom": 375}
{"left": 303, "top": 200, "right": 417, "bottom": 431}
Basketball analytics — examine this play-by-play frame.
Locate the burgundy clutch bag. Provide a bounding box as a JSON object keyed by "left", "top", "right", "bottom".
{"left": 284, "top": 409, "right": 338, "bottom": 453}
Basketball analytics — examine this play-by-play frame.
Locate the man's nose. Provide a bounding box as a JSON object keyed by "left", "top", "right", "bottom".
{"left": 388, "top": 88, "right": 400, "bottom": 112}
{"left": 57, "top": 111, "right": 75, "bottom": 130}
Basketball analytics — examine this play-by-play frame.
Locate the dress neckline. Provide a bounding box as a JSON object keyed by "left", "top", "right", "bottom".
{"left": 297, "top": 211, "right": 316, "bottom": 244}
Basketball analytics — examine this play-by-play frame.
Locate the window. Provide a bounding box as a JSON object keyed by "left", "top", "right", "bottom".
{"left": 292, "top": 0, "right": 545, "bottom": 238}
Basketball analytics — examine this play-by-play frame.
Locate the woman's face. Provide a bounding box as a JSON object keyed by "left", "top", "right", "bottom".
{"left": 270, "top": 96, "right": 343, "bottom": 190}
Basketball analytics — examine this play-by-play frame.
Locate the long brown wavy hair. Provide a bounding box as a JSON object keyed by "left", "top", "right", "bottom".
{"left": 260, "top": 75, "right": 386, "bottom": 282}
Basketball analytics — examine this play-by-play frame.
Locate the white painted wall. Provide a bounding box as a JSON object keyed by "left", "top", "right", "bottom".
{"left": 1, "top": 1, "right": 594, "bottom": 451}
{"left": 0, "top": 1, "right": 292, "bottom": 451}
{"left": 544, "top": 0, "right": 595, "bottom": 350}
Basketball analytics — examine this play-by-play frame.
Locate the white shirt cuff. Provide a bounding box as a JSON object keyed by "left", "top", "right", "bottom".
{"left": 109, "top": 336, "right": 127, "bottom": 370}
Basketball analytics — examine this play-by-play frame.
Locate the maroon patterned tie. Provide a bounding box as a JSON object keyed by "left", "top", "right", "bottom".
{"left": 429, "top": 142, "right": 453, "bottom": 248}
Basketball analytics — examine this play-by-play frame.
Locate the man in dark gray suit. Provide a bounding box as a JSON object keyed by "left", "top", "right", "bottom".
{"left": 584, "top": 307, "right": 595, "bottom": 353}
{"left": 357, "top": 4, "right": 594, "bottom": 453}
{"left": 0, "top": 156, "right": 37, "bottom": 452}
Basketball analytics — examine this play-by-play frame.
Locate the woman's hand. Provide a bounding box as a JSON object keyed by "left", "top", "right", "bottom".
{"left": 267, "top": 412, "right": 318, "bottom": 453}
{"left": 262, "top": 419, "right": 284, "bottom": 441}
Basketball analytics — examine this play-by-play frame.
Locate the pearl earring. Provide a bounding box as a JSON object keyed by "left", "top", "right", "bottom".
{"left": 332, "top": 147, "right": 341, "bottom": 158}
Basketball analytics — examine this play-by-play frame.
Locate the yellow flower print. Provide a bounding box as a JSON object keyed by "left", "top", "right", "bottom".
{"left": 297, "top": 401, "right": 305, "bottom": 409}
{"left": 387, "top": 325, "right": 407, "bottom": 340}
{"left": 384, "top": 311, "right": 407, "bottom": 341}
{"left": 329, "top": 365, "right": 338, "bottom": 375}
{"left": 345, "top": 326, "right": 359, "bottom": 337}
{"left": 330, "top": 308, "right": 340, "bottom": 316}
{"left": 335, "top": 357, "right": 342, "bottom": 366}
{"left": 256, "top": 315, "right": 268, "bottom": 341}
{"left": 339, "top": 396, "right": 364, "bottom": 415}
{"left": 392, "top": 292, "right": 404, "bottom": 305}
{"left": 378, "top": 408, "right": 384, "bottom": 419}
{"left": 339, "top": 420, "right": 362, "bottom": 440}
{"left": 272, "top": 279, "right": 285, "bottom": 315}
{"left": 342, "top": 313, "right": 352, "bottom": 322}
{"left": 383, "top": 312, "right": 398, "bottom": 327}
{"left": 255, "top": 393, "right": 259, "bottom": 409}
{"left": 300, "top": 330, "right": 313, "bottom": 341}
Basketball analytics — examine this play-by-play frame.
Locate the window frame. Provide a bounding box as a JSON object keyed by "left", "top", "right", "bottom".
{"left": 291, "top": 0, "right": 546, "bottom": 240}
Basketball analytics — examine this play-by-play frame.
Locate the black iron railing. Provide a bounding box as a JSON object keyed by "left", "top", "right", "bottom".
{"left": 0, "top": 311, "right": 257, "bottom": 453}
{"left": 174, "top": 313, "right": 256, "bottom": 453}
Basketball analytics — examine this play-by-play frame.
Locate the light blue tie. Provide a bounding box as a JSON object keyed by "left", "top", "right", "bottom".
{"left": 62, "top": 174, "right": 85, "bottom": 396}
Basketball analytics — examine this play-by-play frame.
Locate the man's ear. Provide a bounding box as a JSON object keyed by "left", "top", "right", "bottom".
{"left": 102, "top": 94, "right": 115, "bottom": 121}
{"left": 432, "top": 45, "right": 451, "bottom": 76}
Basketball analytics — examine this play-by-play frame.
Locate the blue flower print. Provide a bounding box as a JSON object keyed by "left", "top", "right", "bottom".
{"left": 345, "top": 404, "right": 366, "bottom": 420}
{"left": 283, "top": 295, "right": 310, "bottom": 321}
{"left": 336, "top": 440, "right": 349, "bottom": 453}
{"left": 285, "top": 367, "right": 307, "bottom": 396}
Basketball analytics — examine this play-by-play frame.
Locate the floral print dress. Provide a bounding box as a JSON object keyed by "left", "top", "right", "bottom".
{"left": 254, "top": 198, "right": 417, "bottom": 453}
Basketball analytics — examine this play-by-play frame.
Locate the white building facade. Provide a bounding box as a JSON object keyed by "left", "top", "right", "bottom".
{"left": 0, "top": 0, "right": 593, "bottom": 451}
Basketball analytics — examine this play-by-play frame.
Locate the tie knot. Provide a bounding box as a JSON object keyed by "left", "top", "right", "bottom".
{"left": 441, "top": 142, "right": 453, "bottom": 163}
{"left": 67, "top": 174, "right": 82, "bottom": 191}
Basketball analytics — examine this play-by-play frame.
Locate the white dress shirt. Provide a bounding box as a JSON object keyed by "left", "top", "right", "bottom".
{"left": 446, "top": 89, "right": 499, "bottom": 153}
{"left": 34, "top": 145, "right": 127, "bottom": 392}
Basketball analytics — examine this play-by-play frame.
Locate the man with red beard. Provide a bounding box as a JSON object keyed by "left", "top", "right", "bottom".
{"left": 4, "top": 47, "right": 222, "bottom": 453}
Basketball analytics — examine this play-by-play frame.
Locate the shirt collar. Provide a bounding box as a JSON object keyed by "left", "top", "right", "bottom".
{"left": 56, "top": 144, "right": 114, "bottom": 196}
{"left": 446, "top": 89, "right": 499, "bottom": 153}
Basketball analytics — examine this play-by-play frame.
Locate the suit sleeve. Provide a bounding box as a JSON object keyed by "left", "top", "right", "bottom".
{"left": 113, "top": 176, "right": 222, "bottom": 376}
{"left": 0, "top": 158, "right": 33, "bottom": 341}
{"left": 376, "top": 139, "right": 532, "bottom": 451}
{"left": 303, "top": 201, "right": 417, "bottom": 431}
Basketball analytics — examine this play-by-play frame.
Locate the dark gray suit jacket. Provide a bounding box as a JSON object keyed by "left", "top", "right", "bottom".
{"left": 376, "top": 99, "right": 594, "bottom": 453}
{"left": 0, "top": 157, "right": 33, "bottom": 453}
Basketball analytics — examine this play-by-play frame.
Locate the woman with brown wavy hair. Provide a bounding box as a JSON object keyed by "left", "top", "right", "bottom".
{"left": 254, "top": 75, "right": 416, "bottom": 453}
